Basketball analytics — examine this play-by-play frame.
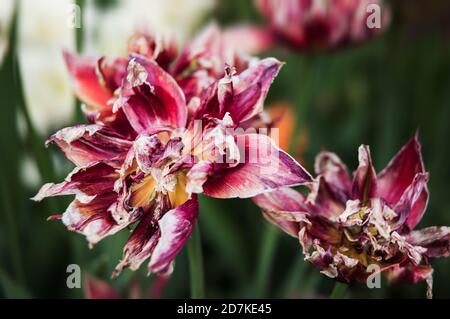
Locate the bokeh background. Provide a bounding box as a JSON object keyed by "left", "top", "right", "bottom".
{"left": 1, "top": 0, "right": 450, "bottom": 298}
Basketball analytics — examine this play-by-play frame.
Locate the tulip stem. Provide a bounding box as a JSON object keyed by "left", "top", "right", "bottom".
{"left": 255, "top": 224, "right": 279, "bottom": 297}
{"left": 187, "top": 224, "right": 205, "bottom": 299}
{"left": 330, "top": 282, "right": 348, "bottom": 299}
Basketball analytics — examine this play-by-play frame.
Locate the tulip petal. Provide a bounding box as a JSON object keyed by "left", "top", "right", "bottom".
{"left": 253, "top": 187, "right": 310, "bottom": 237}
{"left": 61, "top": 192, "right": 137, "bottom": 246}
{"left": 48, "top": 125, "right": 132, "bottom": 166}
{"left": 308, "top": 176, "right": 347, "bottom": 219}
{"left": 120, "top": 56, "right": 187, "bottom": 132}
{"left": 377, "top": 134, "right": 427, "bottom": 206}
{"left": 148, "top": 196, "right": 199, "bottom": 274}
{"left": 314, "top": 150, "right": 352, "bottom": 202}
{"left": 351, "top": 145, "right": 377, "bottom": 204}
{"left": 407, "top": 226, "right": 450, "bottom": 258}
{"left": 203, "top": 133, "right": 313, "bottom": 198}
{"left": 393, "top": 173, "right": 429, "bottom": 230}
{"left": 221, "top": 58, "right": 283, "bottom": 123}
{"left": 63, "top": 50, "right": 113, "bottom": 110}
{"left": 32, "top": 162, "right": 118, "bottom": 203}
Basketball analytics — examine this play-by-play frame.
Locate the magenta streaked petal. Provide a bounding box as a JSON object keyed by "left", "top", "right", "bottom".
{"left": 393, "top": 173, "right": 429, "bottom": 230}
{"left": 63, "top": 50, "right": 112, "bottom": 110}
{"left": 203, "top": 133, "right": 313, "bottom": 198}
{"left": 32, "top": 162, "right": 117, "bottom": 203}
{"left": 114, "top": 209, "right": 160, "bottom": 276}
{"left": 314, "top": 150, "right": 352, "bottom": 201}
{"left": 253, "top": 187, "right": 310, "bottom": 237}
{"left": 377, "top": 134, "right": 427, "bottom": 206}
{"left": 386, "top": 264, "right": 433, "bottom": 285}
{"left": 62, "top": 193, "right": 136, "bottom": 246}
{"left": 148, "top": 197, "right": 199, "bottom": 274}
{"left": 186, "top": 160, "right": 213, "bottom": 194}
{"left": 308, "top": 176, "right": 346, "bottom": 219}
{"left": 48, "top": 125, "right": 132, "bottom": 166}
{"left": 407, "top": 227, "right": 450, "bottom": 258}
{"left": 120, "top": 56, "right": 187, "bottom": 132}
{"left": 351, "top": 145, "right": 377, "bottom": 203}
{"left": 221, "top": 58, "right": 283, "bottom": 124}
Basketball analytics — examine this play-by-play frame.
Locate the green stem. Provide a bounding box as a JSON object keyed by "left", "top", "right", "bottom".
{"left": 330, "top": 282, "right": 348, "bottom": 299}
{"left": 187, "top": 225, "right": 205, "bottom": 299}
{"left": 254, "top": 224, "right": 279, "bottom": 298}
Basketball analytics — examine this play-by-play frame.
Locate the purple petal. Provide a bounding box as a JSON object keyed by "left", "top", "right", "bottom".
{"left": 32, "top": 162, "right": 118, "bottom": 203}
{"left": 377, "top": 134, "right": 427, "bottom": 206}
{"left": 393, "top": 173, "right": 429, "bottom": 230}
{"left": 48, "top": 125, "right": 132, "bottom": 166}
{"left": 351, "top": 145, "right": 377, "bottom": 204}
{"left": 203, "top": 133, "right": 313, "bottom": 198}
{"left": 119, "top": 56, "right": 187, "bottom": 132}
{"left": 253, "top": 187, "right": 310, "bottom": 237}
{"left": 407, "top": 226, "right": 450, "bottom": 258}
{"left": 314, "top": 150, "right": 352, "bottom": 201}
{"left": 220, "top": 58, "right": 283, "bottom": 124}
{"left": 148, "top": 197, "right": 199, "bottom": 274}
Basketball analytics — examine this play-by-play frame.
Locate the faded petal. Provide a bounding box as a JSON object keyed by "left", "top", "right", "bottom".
{"left": 253, "top": 187, "right": 310, "bottom": 237}
{"left": 119, "top": 56, "right": 187, "bottom": 133}
{"left": 220, "top": 58, "right": 283, "bottom": 124}
{"left": 148, "top": 197, "right": 199, "bottom": 274}
{"left": 314, "top": 150, "right": 352, "bottom": 201}
{"left": 351, "top": 145, "right": 377, "bottom": 203}
{"left": 32, "top": 162, "right": 118, "bottom": 203}
{"left": 48, "top": 125, "right": 132, "bottom": 166}
{"left": 203, "top": 133, "right": 312, "bottom": 198}
{"left": 407, "top": 226, "right": 450, "bottom": 258}
{"left": 393, "top": 173, "right": 429, "bottom": 230}
{"left": 377, "top": 134, "right": 427, "bottom": 206}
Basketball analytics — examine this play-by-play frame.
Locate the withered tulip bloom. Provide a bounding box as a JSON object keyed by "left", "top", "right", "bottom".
{"left": 33, "top": 48, "right": 312, "bottom": 276}
{"left": 255, "top": 0, "right": 390, "bottom": 51}
{"left": 254, "top": 135, "right": 450, "bottom": 297}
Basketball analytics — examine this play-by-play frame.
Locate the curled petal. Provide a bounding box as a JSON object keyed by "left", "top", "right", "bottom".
{"left": 63, "top": 50, "right": 113, "bottom": 110}
{"left": 393, "top": 173, "right": 429, "bottom": 230}
{"left": 32, "top": 162, "right": 118, "bottom": 203}
{"left": 314, "top": 150, "right": 352, "bottom": 201}
{"left": 203, "top": 133, "right": 313, "bottom": 198}
{"left": 351, "top": 145, "right": 377, "bottom": 203}
{"left": 148, "top": 197, "right": 199, "bottom": 274}
{"left": 186, "top": 160, "right": 213, "bottom": 194}
{"left": 253, "top": 187, "right": 310, "bottom": 237}
{"left": 120, "top": 56, "right": 187, "bottom": 132}
{"left": 114, "top": 198, "right": 198, "bottom": 277}
{"left": 221, "top": 58, "right": 283, "bottom": 124}
{"left": 407, "top": 227, "right": 450, "bottom": 258}
{"left": 308, "top": 176, "right": 346, "bottom": 220}
{"left": 48, "top": 125, "right": 132, "bottom": 166}
{"left": 377, "top": 134, "right": 427, "bottom": 206}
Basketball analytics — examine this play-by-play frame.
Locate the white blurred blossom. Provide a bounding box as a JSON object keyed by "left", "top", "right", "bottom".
{"left": 84, "top": 0, "right": 216, "bottom": 55}
{"left": 18, "top": 0, "right": 75, "bottom": 134}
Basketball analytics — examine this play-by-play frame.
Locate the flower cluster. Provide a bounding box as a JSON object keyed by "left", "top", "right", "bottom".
{"left": 33, "top": 26, "right": 312, "bottom": 276}
{"left": 255, "top": 0, "right": 390, "bottom": 51}
{"left": 254, "top": 134, "right": 450, "bottom": 297}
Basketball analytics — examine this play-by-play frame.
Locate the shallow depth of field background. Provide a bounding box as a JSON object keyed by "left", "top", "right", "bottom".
{"left": 1, "top": 0, "right": 450, "bottom": 298}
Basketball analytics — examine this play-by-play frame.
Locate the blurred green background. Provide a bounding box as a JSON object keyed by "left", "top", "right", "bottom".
{"left": 1, "top": 0, "right": 449, "bottom": 298}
